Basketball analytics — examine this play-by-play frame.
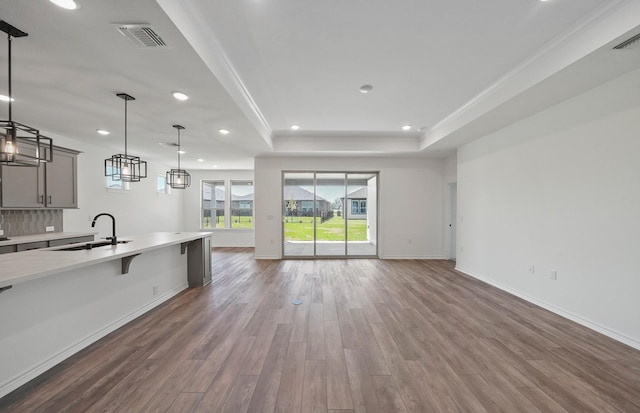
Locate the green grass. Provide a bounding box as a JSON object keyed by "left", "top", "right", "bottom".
{"left": 284, "top": 216, "right": 367, "bottom": 241}
{"left": 202, "top": 216, "right": 225, "bottom": 229}
{"left": 231, "top": 215, "right": 253, "bottom": 229}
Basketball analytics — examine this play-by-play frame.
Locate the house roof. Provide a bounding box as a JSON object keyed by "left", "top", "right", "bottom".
{"left": 346, "top": 187, "right": 367, "bottom": 200}
{"left": 284, "top": 186, "right": 328, "bottom": 202}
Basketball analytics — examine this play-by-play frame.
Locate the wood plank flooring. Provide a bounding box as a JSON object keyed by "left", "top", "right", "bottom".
{"left": 1, "top": 248, "right": 640, "bottom": 412}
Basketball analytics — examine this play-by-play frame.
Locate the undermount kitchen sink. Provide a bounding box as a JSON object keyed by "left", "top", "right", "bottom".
{"left": 51, "top": 240, "right": 131, "bottom": 251}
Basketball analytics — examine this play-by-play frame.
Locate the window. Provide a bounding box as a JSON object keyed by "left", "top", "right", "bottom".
{"left": 106, "top": 165, "right": 129, "bottom": 191}
{"left": 202, "top": 181, "right": 225, "bottom": 228}
{"left": 351, "top": 200, "right": 366, "bottom": 214}
{"left": 157, "top": 176, "right": 167, "bottom": 194}
{"left": 231, "top": 181, "right": 254, "bottom": 228}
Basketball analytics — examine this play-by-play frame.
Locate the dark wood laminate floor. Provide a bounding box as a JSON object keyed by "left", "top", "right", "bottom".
{"left": 1, "top": 248, "right": 640, "bottom": 412}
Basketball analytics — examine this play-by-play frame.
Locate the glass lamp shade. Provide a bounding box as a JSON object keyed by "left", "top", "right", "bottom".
{"left": 105, "top": 153, "right": 148, "bottom": 182}
{"left": 0, "top": 121, "right": 53, "bottom": 166}
{"left": 167, "top": 168, "right": 191, "bottom": 189}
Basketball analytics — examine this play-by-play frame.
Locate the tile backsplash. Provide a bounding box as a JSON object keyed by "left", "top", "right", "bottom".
{"left": 0, "top": 209, "right": 63, "bottom": 237}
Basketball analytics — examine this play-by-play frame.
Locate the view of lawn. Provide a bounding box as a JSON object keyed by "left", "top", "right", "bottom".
{"left": 285, "top": 216, "right": 367, "bottom": 241}
{"left": 202, "top": 215, "right": 225, "bottom": 229}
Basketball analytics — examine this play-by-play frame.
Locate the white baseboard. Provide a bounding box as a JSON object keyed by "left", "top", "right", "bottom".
{"left": 382, "top": 255, "right": 446, "bottom": 260}
{"left": 0, "top": 282, "right": 189, "bottom": 399}
{"left": 456, "top": 266, "right": 640, "bottom": 351}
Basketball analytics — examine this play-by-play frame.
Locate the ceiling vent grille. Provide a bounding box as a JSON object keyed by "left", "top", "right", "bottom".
{"left": 159, "top": 142, "right": 179, "bottom": 148}
{"left": 613, "top": 33, "right": 640, "bottom": 50}
{"left": 115, "top": 24, "right": 167, "bottom": 48}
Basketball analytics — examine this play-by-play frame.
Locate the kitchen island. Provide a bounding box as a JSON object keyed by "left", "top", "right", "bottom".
{"left": 0, "top": 232, "right": 212, "bottom": 398}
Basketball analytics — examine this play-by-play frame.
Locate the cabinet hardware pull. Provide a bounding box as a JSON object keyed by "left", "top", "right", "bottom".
{"left": 39, "top": 195, "right": 44, "bottom": 204}
{"left": 48, "top": 195, "right": 52, "bottom": 204}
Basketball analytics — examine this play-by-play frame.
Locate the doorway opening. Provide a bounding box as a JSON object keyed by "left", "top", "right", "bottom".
{"left": 282, "top": 171, "right": 378, "bottom": 258}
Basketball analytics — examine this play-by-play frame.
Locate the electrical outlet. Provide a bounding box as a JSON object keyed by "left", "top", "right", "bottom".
{"left": 549, "top": 270, "right": 557, "bottom": 280}
{"left": 46, "top": 226, "right": 55, "bottom": 232}
{"left": 0, "top": 229, "right": 3, "bottom": 236}
{"left": 528, "top": 264, "right": 535, "bottom": 274}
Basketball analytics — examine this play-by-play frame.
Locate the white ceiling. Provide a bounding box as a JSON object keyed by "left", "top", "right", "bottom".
{"left": 2, "top": 0, "right": 640, "bottom": 170}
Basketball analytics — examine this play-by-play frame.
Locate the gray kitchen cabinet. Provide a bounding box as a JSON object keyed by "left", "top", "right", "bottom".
{"left": 0, "top": 145, "right": 79, "bottom": 209}
{"left": 16, "top": 241, "right": 48, "bottom": 252}
{"left": 48, "top": 235, "right": 94, "bottom": 247}
{"left": 0, "top": 235, "right": 95, "bottom": 254}
{"left": 45, "top": 147, "right": 78, "bottom": 208}
{"left": 0, "top": 163, "right": 44, "bottom": 208}
{"left": 187, "top": 235, "right": 212, "bottom": 287}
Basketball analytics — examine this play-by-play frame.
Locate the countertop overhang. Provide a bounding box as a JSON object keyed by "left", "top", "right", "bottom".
{"left": 0, "top": 232, "right": 211, "bottom": 289}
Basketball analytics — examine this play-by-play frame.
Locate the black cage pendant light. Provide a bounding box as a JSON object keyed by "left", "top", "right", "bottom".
{"left": 0, "top": 21, "right": 53, "bottom": 167}
{"left": 166, "top": 124, "right": 191, "bottom": 189}
{"left": 104, "top": 93, "right": 147, "bottom": 182}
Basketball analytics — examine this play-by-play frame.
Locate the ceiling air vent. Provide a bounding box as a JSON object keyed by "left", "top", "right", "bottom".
{"left": 158, "top": 142, "right": 179, "bottom": 148}
{"left": 115, "top": 24, "right": 167, "bottom": 48}
{"left": 613, "top": 33, "right": 640, "bottom": 50}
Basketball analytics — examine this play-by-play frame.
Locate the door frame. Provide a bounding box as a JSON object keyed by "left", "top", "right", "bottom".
{"left": 281, "top": 170, "right": 379, "bottom": 259}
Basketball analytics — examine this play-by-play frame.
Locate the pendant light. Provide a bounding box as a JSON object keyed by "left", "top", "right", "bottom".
{"left": 166, "top": 124, "right": 191, "bottom": 189}
{"left": 0, "top": 21, "right": 53, "bottom": 167}
{"left": 104, "top": 93, "right": 147, "bottom": 182}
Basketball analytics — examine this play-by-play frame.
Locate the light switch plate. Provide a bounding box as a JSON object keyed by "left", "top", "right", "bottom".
{"left": 46, "top": 226, "right": 55, "bottom": 232}
{"left": 0, "top": 229, "right": 4, "bottom": 236}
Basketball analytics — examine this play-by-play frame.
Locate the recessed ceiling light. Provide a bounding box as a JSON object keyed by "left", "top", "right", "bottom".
{"left": 49, "top": 0, "right": 79, "bottom": 9}
{"left": 197, "top": 158, "right": 204, "bottom": 162}
{"left": 212, "top": 165, "right": 219, "bottom": 168}
{"left": 177, "top": 150, "right": 186, "bottom": 154}
{"left": 218, "top": 129, "right": 230, "bottom": 135}
{"left": 290, "top": 124, "right": 300, "bottom": 130}
{"left": 402, "top": 125, "right": 412, "bottom": 131}
{"left": 0, "top": 95, "right": 15, "bottom": 102}
{"left": 359, "top": 84, "right": 373, "bottom": 93}
{"left": 172, "top": 91, "right": 189, "bottom": 101}
{"left": 96, "top": 129, "right": 110, "bottom": 136}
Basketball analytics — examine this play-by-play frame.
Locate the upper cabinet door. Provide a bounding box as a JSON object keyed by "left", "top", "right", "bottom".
{"left": 45, "top": 147, "right": 78, "bottom": 208}
{"left": 0, "top": 164, "right": 45, "bottom": 208}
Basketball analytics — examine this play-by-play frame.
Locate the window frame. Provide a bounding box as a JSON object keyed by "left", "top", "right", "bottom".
{"left": 201, "top": 180, "right": 225, "bottom": 229}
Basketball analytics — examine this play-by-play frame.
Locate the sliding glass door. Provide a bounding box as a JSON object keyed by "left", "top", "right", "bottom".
{"left": 282, "top": 171, "right": 378, "bottom": 258}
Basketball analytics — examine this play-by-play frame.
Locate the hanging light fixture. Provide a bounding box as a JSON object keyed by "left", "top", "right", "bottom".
{"left": 0, "top": 21, "right": 53, "bottom": 167}
{"left": 166, "top": 124, "right": 191, "bottom": 189}
{"left": 104, "top": 93, "right": 147, "bottom": 182}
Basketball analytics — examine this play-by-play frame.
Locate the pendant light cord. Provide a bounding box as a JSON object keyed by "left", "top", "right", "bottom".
{"left": 7, "top": 32, "right": 12, "bottom": 124}
{"left": 123, "top": 97, "right": 128, "bottom": 157}
{"left": 177, "top": 128, "right": 181, "bottom": 170}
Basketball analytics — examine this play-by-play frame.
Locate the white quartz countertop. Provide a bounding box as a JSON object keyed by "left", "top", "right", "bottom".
{"left": 0, "top": 232, "right": 97, "bottom": 247}
{"left": 0, "top": 232, "right": 211, "bottom": 288}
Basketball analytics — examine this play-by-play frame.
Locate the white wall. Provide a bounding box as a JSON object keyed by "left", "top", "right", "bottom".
{"left": 0, "top": 245, "right": 188, "bottom": 397}
{"left": 456, "top": 67, "right": 640, "bottom": 349}
{"left": 254, "top": 156, "right": 445, "bottom": 259}
{"left": 182, "top": 169, "right": 255, "bottom": 247}
{"left": 51, "top": 135, "right": 184, "bottom": 238}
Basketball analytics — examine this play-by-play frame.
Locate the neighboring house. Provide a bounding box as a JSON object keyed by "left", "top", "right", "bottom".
{"left": 343, "top": 187, "right": 367, "bottom": 220}
{"left": 231, "top": 192, "right": 253, "bottom": 216}
{"left": 283, "top": 186, "right": 331, "bottom": 217}
{"left": 203, "top": 188, "right": 254, "bottom": 216}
